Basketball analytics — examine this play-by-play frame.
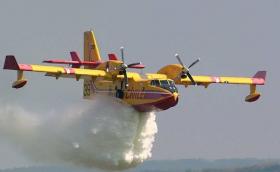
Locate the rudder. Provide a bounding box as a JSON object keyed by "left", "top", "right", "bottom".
{"left": 83, "top": 30, "right": 101, "bottom": 98}
{"left": 84, "top": 30, "right": 102, "bottom": 63}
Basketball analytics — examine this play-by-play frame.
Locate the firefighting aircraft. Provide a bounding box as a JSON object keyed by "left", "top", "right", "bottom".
{"left": 3, "top": 30, "right": 266, "bottom": 112}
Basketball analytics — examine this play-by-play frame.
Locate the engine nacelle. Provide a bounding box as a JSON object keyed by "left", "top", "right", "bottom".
{"left": 157, "top": 64, "right": 183, "bottom": 81}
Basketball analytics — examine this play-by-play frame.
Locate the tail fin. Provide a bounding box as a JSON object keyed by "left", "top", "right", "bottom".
{"left": 83, "top": 30, "right": 101, "bottom": 98}
{"left": 84, "top": 30, "right": 101, "bottom": 64}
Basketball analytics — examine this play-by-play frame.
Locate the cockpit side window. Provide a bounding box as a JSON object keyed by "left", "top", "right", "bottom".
{"left": 151, "top": 79, "right": 178, "bottom": 93}
{"left": 160, "top": 80, "right": 169, "bottom": 86}
{"left": 168, "top": 80, "right": 175, "bottom": 86}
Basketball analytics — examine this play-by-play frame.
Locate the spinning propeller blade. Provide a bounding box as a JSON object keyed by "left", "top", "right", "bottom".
{"left": 105, "top": 62, "right": 109, "bottom": 72}
{"left": 117, "top": 47, "right": 145, "bottom": 88}
{"left": 175, "top": 53, "right": 184, "bottom": 66}
{"left": 175, "top": 53, "right": 200, "bottom": 85}
{"left": 120, "top": 46, "right": 124, "bottom": 62}
{"left": 186, "top": 72, "right": 196, "bottom": 85}
{"left": 188, "top": 58, "right": 200, "bottom": 69}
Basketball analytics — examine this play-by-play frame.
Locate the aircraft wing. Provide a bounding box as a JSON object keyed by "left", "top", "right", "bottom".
{"left": 157, "top": 64, "right": 266, "bottom": 102}
{"left": 116, "top": 72, "right": 144, "bottom": 81}
{"left": 178, "top": 71, "right": 266, "bottom": 102}
{"left": 3, "top": 55, "right": 107, "bottom": 88}
{"left": 179, "top": 72, "right": 266, "bottom": 87}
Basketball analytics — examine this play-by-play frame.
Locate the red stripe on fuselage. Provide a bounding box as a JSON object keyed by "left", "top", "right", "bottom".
{"left": 124, "top": 91, "right": 170, "bottom": 100}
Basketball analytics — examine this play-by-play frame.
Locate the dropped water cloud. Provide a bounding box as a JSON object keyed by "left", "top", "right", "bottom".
{"left": 0, "top": 95, "right": 158, "bottom": 170}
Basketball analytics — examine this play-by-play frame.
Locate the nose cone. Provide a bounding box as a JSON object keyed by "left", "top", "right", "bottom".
{"left": 132, "top": 92, "right": 180, "bottom": 112}
{"left": 154, "top": 92, "right": 179, "bottom": 111}
{"left": 173, "top": 92, "right": 179, "bottom": 103}
{"left": 171, "top": 92, "right": 179, "bottom": 108}
{"left": 164, "top": 92, "right": 179, "bottom": 109}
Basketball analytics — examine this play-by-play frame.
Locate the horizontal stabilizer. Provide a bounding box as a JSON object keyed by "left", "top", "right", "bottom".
{"left": 43, "top": 59, "right": 79, "bottom": 64}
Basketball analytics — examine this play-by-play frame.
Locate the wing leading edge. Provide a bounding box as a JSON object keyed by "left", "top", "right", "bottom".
{"left": 179, "top": 72, "right": 266, "bottom": 102}
{"left": 180, "top": 71, "right": 266, "bottom": 86}
{"left": 3, "top": 55, "right": 107, "bottom": 88}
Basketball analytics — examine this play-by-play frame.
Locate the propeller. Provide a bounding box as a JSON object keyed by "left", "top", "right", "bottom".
{"left": 120, "top": 46, "right": 125, "bottom": 62}
{"left": 118, "top": 47, "right": 144, "bottom": 89}
{"left": 105, "top": 61, "right": 109, "bottom": 72}
{"left": 127, "top": 62, "right": 142, "bottom": 68}
{"left": 175, "top": 53, "right": 200, "bottom": 85}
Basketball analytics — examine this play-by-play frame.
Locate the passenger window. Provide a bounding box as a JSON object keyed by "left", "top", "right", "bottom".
{"left": 155, "top": 80, "right": 160, "bottom": 86}
{"left": 151, "top": 80, "right": 160, "bottom": 86}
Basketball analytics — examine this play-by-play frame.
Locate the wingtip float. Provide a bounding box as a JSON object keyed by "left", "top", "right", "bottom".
{"left": 3, "top": 30, "right": 266, "bottom": 112}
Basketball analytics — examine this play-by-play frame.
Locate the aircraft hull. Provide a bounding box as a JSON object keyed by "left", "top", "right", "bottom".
{"left": 132, "top": 95, "right": 179, "bottom": 112}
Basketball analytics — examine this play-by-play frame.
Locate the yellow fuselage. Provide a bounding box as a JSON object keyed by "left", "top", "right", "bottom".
{"left": 83, "top": 60, "right": 179, "bottom": 112}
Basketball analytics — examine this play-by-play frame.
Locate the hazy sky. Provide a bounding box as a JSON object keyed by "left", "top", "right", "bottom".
{"left": 0, "top": 0, "right": 279, "bottom": 169}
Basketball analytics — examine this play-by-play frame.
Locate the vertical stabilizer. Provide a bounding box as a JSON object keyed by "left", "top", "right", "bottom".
{"left": 83, "top": 30, "right": 101, "bottom": 98}
{"left": 84, "top": 30, "right": 102, "bottom": 63}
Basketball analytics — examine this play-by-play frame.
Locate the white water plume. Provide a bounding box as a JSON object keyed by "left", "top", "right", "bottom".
{"left": 0, "top": 95, "right": 157, "bottom": 170}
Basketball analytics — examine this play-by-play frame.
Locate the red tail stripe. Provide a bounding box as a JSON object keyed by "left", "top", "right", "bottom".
{"left": 70, "top": 51, "right": 81, "bottom": 62}
{"left": 108, "top": 54, "right": 118, "bottom": 60}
